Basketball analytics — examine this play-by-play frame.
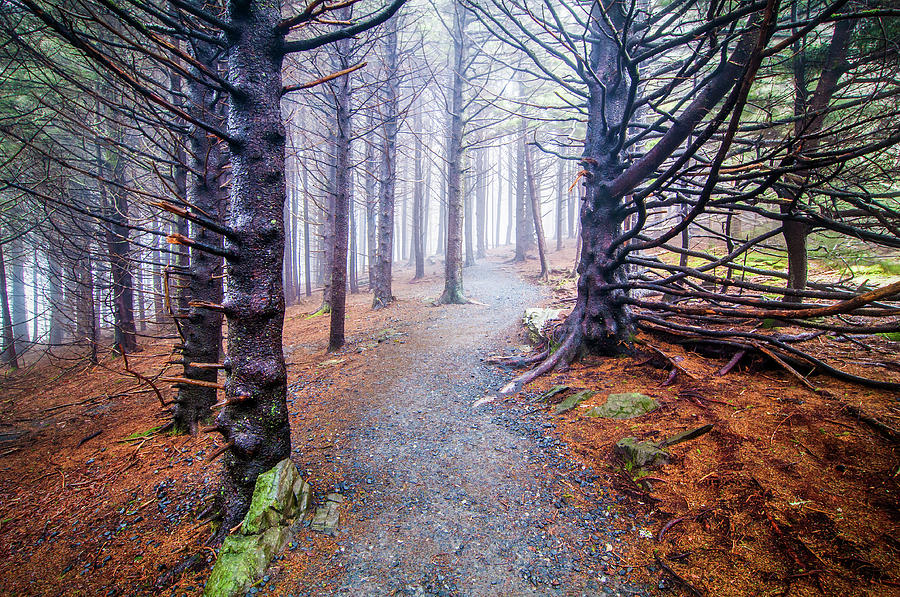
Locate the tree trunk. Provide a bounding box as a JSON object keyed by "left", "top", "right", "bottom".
{"left": 328, "top": 32, "right": 352, "bottom": 351}
{"left": 283, "top": 185, "right": 295, "bottom": 307}
{"left": 475, "top": 147, "right": 486, "bottom": 259}
{"left": 464, "top": 169, "right": 475, "bottom": 267}
{"left": 172, "top": 44, "right": 226, "bottom": 434}
{"left": 514, "top": 124, "right": 528, "bottom": 262}
{"left": 0, "top": 241, "right": 18, "bottom": 369}
{"left": 10, "top": 234, "right": 29, "bottom": 352}
{"left": 97, "top": 134, "right": 139, "bottom": 354}
{"left": 365, "top": 115, "right": 377, "bottom": 290}
{"left": 349, "top": 193, "right": 359, "bottom": 294}
{"left": 412, "top": 111, "right": 425, "bottom": 280}
{"left": 780, "top": 19, "right": 853, "bottom": 302}
{"left": 555, "top": 157, "right": 564, "bottom": 251}
{"left": 215, "top": 0, "right": 291, "bottom": 533}
{"left": 438, "top": 0, "right": 468, "bottom": 304}
{"left": 526, "top": 144, "right": 549, "bottom": 281}
{"left": 372, "top": 20, "right": 399, "bottom": 309}
{"left": 303, "top": 160, "right": 312, "bottom": 297}
{"left": 496, "top": 145, "right": 503, "bottom": 247}
{"left": 506, "top": 141, "right": 513, "bottom": 246}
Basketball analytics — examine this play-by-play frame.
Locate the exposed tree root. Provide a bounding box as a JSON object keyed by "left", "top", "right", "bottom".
{"left": 485, "top": 347, "right": 550, "bottom": 368}
{"left": 499, "top": 332, "right": 579, "bottom": 395}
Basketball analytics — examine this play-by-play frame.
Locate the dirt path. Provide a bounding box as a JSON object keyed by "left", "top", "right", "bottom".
{"left": 288, "top": 260, "right": 649, "bottom": 596}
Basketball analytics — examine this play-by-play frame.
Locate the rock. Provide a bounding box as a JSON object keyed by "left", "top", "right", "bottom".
{"left": 584, "top": 393, "right": 659, "bottom": 419}
{"left": 522, "top": 308, "right": 563, "bottom": 342}
{"left": 554, "top": 390, "right": 595, "bottom": 414}
{"left": 311, "top": 493, "right": 342, "bottom": 536}
{"left": 203, "top": 526, "right": 288, "bottom": 597}
{"left": 540, "top": 385, "right": 569, "bottom": 402}
{"left": 242, "top": 459, "right": 309, "bottom": 535}
{"left": 204, "top": 459, "right": 310, "bottom": 597}
{"left": 614, "top": 437, "right": 670, "bottom": 468}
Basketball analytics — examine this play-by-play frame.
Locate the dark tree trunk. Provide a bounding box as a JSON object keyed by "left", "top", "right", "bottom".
{"left": 506, "top": 141, "right": 513, "bottom": 246}
{"left": 412, "top": 111, "right": 425, "bottom": 280}
{"left": 283, "top": 185, "right": 295, "bottom": 307}
{"left": 526, "top": 144, "right": 549, "bottom": 281}
{"left": 365, "top": 114, "right": 377, "bottom": 290}
{"left": 567, "top": 158, "right": 576, "bottom": 239}
{"left": 555, "top": 157, "right": 564, "bottom": 251}
{"left": 349, "top": 194, "right": 359, "bottom": 294}
{"left": 475, "top": 147, "right": 486, "bottom": 259}
{"left": 438, "top": 0, "right": 467, "bottom": 304}
{"left": 496, "top": 146, "right": 503, "bottom": 247}
{"left": 0, "top": 241, "right": 18, "bottom": 369}
{"left": 303, "top": 160, "right": 312, "bottom": 297}
{"left": 215, "top": 0, "right": 291, "bottom": 533}
{"left": 328, "top": 32, "right": 352, "bottom": 351}
{"left": 172, "top": 45, "right": 226, "bottom": 434}
{"left": 97, "top": 137, "right": 139, "bottom": 355}
{"left": 464, "top": 173, "right": 475, "bottom": 267}
{"left": 514, "top": 125, "right": 528, "bottom": 262}
{"left": 10, "top": 234, "right": 28, "bottom": 352}
{"left": 372, "top": 21, "right": 399, "bottom": 309}
{"left": 780, "top": 19, "right": 853, "bottom": 302}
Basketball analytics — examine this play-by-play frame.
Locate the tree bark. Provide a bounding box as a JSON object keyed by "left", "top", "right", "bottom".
{"left": 10, "top": 234, "right": 29, "bottom": 352}
{"left": 172, "top": 41, "right": 226, "bottom": 434}
{"left": 475, "top": 146, "right": 487, "bottom": 259}
{"left": 438, "top": 0, "right": 468, "bottom": 304}
{"left": 526, "top": 144, "right": 548, "bottom": 281}
{"left": 96, "top": 131, "right": 138, "bottom": 355}
{"left": 372, "top": 20, "right": 399, "bottom": 309}
{"left": 780, "top": 19, "right": 854, "bottom": 302}
{"left": 215, "top": 0, "right": 291, "bottom": 533}
{"left": 328, "top": 30, "right": 352, "bottom": 350}
{"left": 0, "top": 241, "right": 18, "bottom": 369}
{"left": 555, "top": 157, "right": 564, "bottom": 251}
{"left": 412, "top": 110, "right": 425, "bottom": 279}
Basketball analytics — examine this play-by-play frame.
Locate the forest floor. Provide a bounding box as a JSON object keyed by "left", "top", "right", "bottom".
{"left": 1, "top": 244, "right": 899, "bottom": 597}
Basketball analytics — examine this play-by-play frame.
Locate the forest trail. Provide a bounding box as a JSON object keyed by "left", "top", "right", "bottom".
{"left": 286, "top": 259, "right": 647, "bottom": 596}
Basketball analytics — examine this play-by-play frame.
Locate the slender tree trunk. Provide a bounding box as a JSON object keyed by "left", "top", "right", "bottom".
{"left": 514, "top": 124, "right": 528, "bottom": 262}
{"left": 97, "top": 135, "right": 138, "bottom": 354}
{"left": 47, "top": 248, "right": 64, "bottom": 345}
{"left": 438, "top": 0, "right": 468, "bottom": 304}
{"left": 506, "top": 141, "right": 513, "bottom": 246}
{"left": 412, "top": 111, "right": 425, "bottom": 280}
{"left": 303, "top": 160, "right": 312, "bottom": 297}
{"left": 214, "top": 0, "right": 291, "bottom": 533}
{"left": 475, "top": 147, "right": 486, "bottom": 259}
{"left": 0, "top": 242, "right": 18, "bottom": 369}
{"left": 555, "top": 157, "right": 565, "bottom": 251}
{"left": 328, "top": 34, "right": 352, "bottom": 350}
{"left": 780, "top": 19, "right": 853, "bottom": 302}
{"left": 349, "top": 195, "right": 359, "bottom": 294}
{"left": 526, "top": 144, "right": 549, "bottom": 281}
{"left": 373, "top": 21, "right": 399, "bottom": 309}
{"left": 10, "top": 234, "right": 28, "bottom": 352}
{"left": 496, "top": 146, "right": 503, "bottom": 247}
{"left": 171, "top": 45, "right": 226, "bottom": 434}
{"left": 365, "top": 115, "right": 377, "bottom": 290}
{"left": 464, "top": 170, "right": 475, "bottom": 267}
{"left": 284, "top": 184, "right": 295, "bottom": 306}
{"left": 32, "top": 249, "right": 39, "bottom": 342}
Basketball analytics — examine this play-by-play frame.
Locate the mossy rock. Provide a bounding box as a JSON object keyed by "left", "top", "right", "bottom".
{"left": 615, "top": 437, "right": 670, "bottom": 468}
{"left": 541, "top": 385, "right": 569, "bottom": 402}
{"left": 242, "top": 459, "right": 307, "bottom": 535}
{"left": 204, "top": 459, "right": 310, "bottom": 597}
{"left": 203, "top": 526, "right": 289, "bottom": 597}
{"left": 584, "top": 393, "right": 659, "bottom": 419}
{"left": 554, "top": 390, "right": 595, "bottom": 414}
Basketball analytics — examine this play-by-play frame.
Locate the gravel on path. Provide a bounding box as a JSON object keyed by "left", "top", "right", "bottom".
{"left": 290, "top": 260, "right": 652, "bottom": 597}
